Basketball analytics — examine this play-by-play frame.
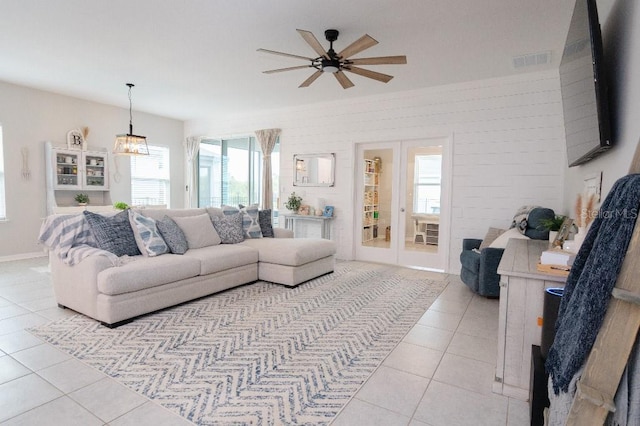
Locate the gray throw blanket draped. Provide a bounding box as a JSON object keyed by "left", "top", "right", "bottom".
{"left": 546, "top": 174, "right": 640, "bottom": 395}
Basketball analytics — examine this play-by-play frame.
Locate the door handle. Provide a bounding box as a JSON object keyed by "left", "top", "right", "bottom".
{"left": 400, "top": 208, "right": 405, "bottom": 212}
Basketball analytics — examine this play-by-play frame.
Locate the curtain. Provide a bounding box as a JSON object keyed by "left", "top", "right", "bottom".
{"left": 184, "top": 136, "right": 201, "bottom": 208}
{"left": 255, "top": 128, "right": 281, "bottom": 210}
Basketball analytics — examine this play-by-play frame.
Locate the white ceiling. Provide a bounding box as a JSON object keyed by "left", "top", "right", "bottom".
{"left": 0, "top": 0, "right": 577, "bottom": 121}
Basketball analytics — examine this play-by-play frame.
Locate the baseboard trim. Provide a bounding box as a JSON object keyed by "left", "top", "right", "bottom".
{"left": 0, "top": 251, "right": 47, "bottom": 263}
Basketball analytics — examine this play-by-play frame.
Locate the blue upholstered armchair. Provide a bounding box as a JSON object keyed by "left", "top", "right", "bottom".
{"left": 460, "top": 207, "right": 555, "bottom": 297}
{"left": 460, "top": 239, "right": 505, "bottom": 297}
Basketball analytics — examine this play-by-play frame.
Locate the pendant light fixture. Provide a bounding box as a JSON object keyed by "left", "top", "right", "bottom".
{"left": 113, "top": 83, "right": 149, "bottom": 155}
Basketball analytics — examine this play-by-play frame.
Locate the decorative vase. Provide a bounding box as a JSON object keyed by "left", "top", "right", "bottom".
{"left": 574, "top": 226, "right": 587, "bottom": 249}
{"left": 78, "top": 203, "right": 87, "bottom": 207}
{"left": 565, "top": 227, "right": 587, "bottom": 253}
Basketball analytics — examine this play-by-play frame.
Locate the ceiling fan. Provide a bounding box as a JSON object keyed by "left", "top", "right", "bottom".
{"left": 258, "top": 29, "right": 407, "bottom": 89}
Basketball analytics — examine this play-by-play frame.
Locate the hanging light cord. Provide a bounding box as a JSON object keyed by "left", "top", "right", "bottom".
{"left": 127, "top": 83, "right": 134, "bottom": 134}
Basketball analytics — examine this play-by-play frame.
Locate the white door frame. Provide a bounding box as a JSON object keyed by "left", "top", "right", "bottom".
{"left": 353, "top": 136, "right": 452, "bottom": 272}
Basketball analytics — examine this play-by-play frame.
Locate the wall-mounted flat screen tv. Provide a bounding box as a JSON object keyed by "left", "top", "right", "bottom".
{"left": 560, "top": 0, "right": 612, "bottom": 167}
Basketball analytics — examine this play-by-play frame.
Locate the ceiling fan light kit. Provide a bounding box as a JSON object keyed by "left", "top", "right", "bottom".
{"left": 258, "top": 28, "right": 407, "bottom": 89}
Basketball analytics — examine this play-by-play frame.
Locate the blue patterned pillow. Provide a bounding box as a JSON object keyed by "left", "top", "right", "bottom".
{"left": 241, "top": 203, "right": 263, "bottom": 239}
{"left": 156, "top": 215, "right": 188, "bottom": 254}
{"left": 128, "top": 210, "right": 169, "bottom": 256}
{"left": 259, "top": 209, "right": 274, "bottom": 238}
{"left": 83, "top": 210, "right": 141, "bottom": 257}
{"left": 212, "top": 213, "right": 244, "bottom": 244}
{"left": 222, "top": 204, "right": 263, "bottom": 239}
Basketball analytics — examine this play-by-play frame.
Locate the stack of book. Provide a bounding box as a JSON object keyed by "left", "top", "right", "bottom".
{"left": 537, "top": 249, "right": 575, "bottom": 276}
{"left": 540, "top": 249, "right": 576, "bottom": 267}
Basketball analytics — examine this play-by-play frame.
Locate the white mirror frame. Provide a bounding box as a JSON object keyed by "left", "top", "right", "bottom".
{"left": 293, "top": 153, "right": 335, "bottom": 187}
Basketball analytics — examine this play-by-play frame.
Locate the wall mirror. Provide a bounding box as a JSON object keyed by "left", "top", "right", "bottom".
{"left": 294, "top": 153, "right": 335, "bottom": 187}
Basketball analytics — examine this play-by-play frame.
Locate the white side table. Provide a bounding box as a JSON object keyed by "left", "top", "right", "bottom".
{"left": 282, "top": 214, "right": 334, "bottom": 239}
{"left": 494, "top": 239, "right": 567, "bottom": 401}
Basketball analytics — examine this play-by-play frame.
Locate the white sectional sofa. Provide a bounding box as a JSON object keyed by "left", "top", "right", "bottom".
{"left": 42, "top": 207, "right": 336, "bottom": 327}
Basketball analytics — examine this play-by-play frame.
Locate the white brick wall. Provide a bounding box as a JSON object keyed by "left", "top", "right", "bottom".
{"left": 186, "top": 69, "right": 566, "bottom": 273}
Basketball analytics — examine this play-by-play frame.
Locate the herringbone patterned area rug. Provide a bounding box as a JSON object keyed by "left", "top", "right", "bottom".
{"left": 30, "top": 261, "right": 447, "bottom": 425}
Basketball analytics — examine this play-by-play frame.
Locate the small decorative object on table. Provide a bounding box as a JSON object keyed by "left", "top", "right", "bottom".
{"left": 565, "top": 193, "right": 598, "bottom": 253}
{"left": 551, "top": 217, "right": 573, "bottom": 248}
{"left": 323, "top": 206, "right": 334, "bottom": 217}
{"left": 299, "top": 205, "right": 310, "bottom": 215}
{"left": 285, "top": 192, "right": 303, "bottom": 213}
{"left": 539, "top": 214, "right": 567, "bottom": 246}
{"left": 74, "top": 193, "right": 89, "bottom": 206}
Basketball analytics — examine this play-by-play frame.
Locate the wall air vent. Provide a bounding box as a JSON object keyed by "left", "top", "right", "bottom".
{"left": 512, "top": 51, "right": 552, "bottom": 69}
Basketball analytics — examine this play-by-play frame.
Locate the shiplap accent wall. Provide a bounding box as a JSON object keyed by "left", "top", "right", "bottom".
{"left": 186, "top": 69, "right": 566, "bottom": 272}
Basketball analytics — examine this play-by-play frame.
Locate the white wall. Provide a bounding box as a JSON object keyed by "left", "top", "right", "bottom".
{"left": 0, "top": 81, "right": 184, "bottom": 259}
{"left": 186, "top": 70, "right": 566, "bottom": 272}
{"left": 563, "top": 0, "right": 640, "bottom": 208}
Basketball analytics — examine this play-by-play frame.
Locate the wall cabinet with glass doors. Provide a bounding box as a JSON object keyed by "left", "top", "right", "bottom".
{"left": 51, "top": 147, "right": 109, "bottom": 191}
{"left": 45, "top": 142, "right": 112, "bottom": 214}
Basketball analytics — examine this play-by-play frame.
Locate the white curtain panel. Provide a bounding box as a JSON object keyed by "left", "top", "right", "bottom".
{"left": 184, "top": 136, "right": 201, "bottom": 208}
{"left": 255, "top": 128, "right": 281, "bottom": 210}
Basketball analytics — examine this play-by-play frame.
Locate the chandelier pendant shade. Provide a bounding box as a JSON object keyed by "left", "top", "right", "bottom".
{"left": 113, "top": 83, "right": 149, "bottom": 156}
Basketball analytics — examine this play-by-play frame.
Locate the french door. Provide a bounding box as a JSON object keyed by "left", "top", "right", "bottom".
{"left": 354, "top": 138, "right": 451, "bottom": 271}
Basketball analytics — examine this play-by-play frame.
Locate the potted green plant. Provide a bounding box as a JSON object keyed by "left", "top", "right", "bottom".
{"left": 114, "top": 201, "right": 129, "bottom": 210}
{"left": 285, "top": 192, "right": 303, "bottom": 213}
{"left": 74, "top": 193, "right": 89, "bottom": 206}
{"left": 539, "top": 214, "right": 566, "bottom": 242}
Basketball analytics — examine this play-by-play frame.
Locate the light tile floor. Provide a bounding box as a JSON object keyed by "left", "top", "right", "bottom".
{"left": 0, "top": 256, "right": 529, "bottom": 425}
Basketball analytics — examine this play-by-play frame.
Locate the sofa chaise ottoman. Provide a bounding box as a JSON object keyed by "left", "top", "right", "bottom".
{"left": 40, "top": 207, "right": 336, "bottom": 327}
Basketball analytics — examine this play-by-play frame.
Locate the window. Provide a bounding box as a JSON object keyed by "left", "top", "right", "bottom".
{"left": 413, "top": 154, "right": 441, "bottom": 214}
{"left": 0, "top": 126, "right": 5, "bottom": 219}
{"left": 198, "top": 137, "right": 280, "bottom": 210}
{"left": 131, "top": 145, "right": 170, "bottom": 207}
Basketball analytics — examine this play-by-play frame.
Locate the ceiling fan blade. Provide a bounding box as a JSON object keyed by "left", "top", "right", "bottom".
{"left": 348, "top": 55, "right": 407, "bottom": 65}
{"left": 299, "top": 70, "right": 323, "bottom": 88}
{"left": 344, "top": 66, "right": 394, "bottom": 83}
{"left": 263, "top": 65, "right": 312, "bottom": 74}
{"left": 338, "top": 34, "right": 378, "bottom": 59}
{"left": 257, "top": 48, "right": 314, "bottom": 61}
{"left": 296, "top": 29, "right": 329, "bottom": 59}
{"left": 334, "top": 71, "right": 355, "bottom": 89}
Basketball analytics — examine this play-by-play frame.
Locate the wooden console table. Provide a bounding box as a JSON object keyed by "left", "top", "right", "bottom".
{"left": 494, "top": 239, "right": 567, "bottom": 401}
{"left": 282, "top": 214, "right": 333, "bottom": 239}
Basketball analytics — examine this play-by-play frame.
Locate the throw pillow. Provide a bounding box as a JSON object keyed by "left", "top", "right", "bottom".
{"left": 222, "top": 204, "right": 263, "bottom": 239}
{"left": 479, "top": 227, "right": 507, "bottom": 250}
{"left": 156, "top": 215, "right": 188, "bottom": 254}
{"left": 511, "top": 205, "right": 539, "bottom": 234}
{"left": 488, "top": 228, "right": 530, "bottom": 249}
{"left": 128, "top": 210, "right": 169, "bottom": 257}
{"left": 83, "top": 210, "right": 141, "bottom": 257}
{"left": 211, "top": 213, "right": 244, "bottom": 244}
{"left": 241, "top": 203, "right": 263, "bottom": 239}
{"left": 258, "top": 209, "right": 274, "bottom": 238}
{"left": 172, "top": 213, "right": 221, "bottom": 249}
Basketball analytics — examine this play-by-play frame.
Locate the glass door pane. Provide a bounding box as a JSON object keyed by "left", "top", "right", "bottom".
{"left": 362, "top": 149, "right": 392, "bottom": 249}
{"left": 402, "top": 146, "right": 442, "bottom": 255}
{"left": 198, "top": 141, "right": 222, "bottom": 207}
{"left": 397, "top": 140, "right": 448, "bottom": 271}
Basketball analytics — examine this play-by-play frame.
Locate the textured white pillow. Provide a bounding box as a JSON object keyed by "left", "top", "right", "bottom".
{"left": 172, "top": 214, "right": 221, "bottom": 249}
{"left": 488, "top": 227, "right": 529, "bottom": 249}
{"left": 479, "top": 227, "right": 507, "bottom": 250}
